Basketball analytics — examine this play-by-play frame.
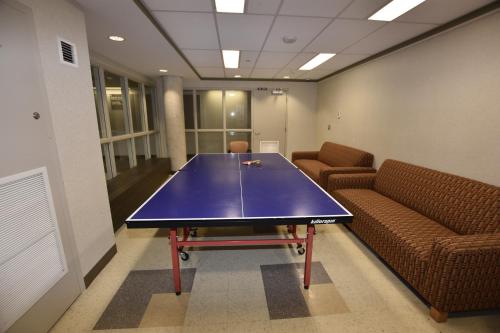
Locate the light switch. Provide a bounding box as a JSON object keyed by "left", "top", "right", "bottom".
{"left": 327, "top": 124, "right": 331, "bottom": 130}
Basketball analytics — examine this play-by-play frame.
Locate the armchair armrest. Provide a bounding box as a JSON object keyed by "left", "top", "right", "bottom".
{"left": 291, "top": 151, "right": 318, "bottom": 162}
{"left": 327, "top": 173, "right": 376, "bottom": 192}
{"left": 423, "top": 233, "right": 500, "bottom": 313}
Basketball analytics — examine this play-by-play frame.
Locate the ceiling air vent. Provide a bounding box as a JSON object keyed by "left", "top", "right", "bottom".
{"left": 57, "top": 38, "right": 78, "bottom": 67}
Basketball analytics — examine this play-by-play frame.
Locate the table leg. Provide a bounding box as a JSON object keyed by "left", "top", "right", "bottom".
{"left": 170, "top": 228, "right": 181, "bottom": 295}
{"left": 304, "top": 224, "right": 315, "bottom": 289}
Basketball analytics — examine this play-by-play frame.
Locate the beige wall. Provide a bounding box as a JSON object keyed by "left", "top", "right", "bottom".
{"left": 317, "top": 10, "right": 500, "bottom": 186}
{"left": 20, "top": 0, "right": 116, "bottom": 276}
{"left": 184, "top": 80, "right": 318, "bottom": 157}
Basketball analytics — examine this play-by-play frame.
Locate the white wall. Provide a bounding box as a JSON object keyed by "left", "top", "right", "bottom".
{"left": 184, "top": 80, "right": 318, "bottom": 157}
{"left": 317, "top": 10, "right": 500, "bottom": 186}
{"left": 20, "top": 0, "right": 116, "bottom": 276}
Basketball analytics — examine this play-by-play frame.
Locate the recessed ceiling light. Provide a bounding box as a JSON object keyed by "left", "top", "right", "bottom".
{"left": 282, "top": 36, "right": 297, "bottom": 44}
{"left": 234, "top": 75, "right": 241, "bottom": 78}
{"left": 369, "top": 0, "right": 426, "bottom": 21}
{"left": 222, "top": 50, "right": 240, "bottom": 69}
{"left": 215, "top": 0, "right": 245, "bottom": 13}
{"left": 299, "top": 53, "right": 335, "bottom": 71}
{"left": 108, "top": 35, "right": 125, "bottom": 42}
{"left": 283, "top": 75, "right": 290, "bottom": 79}
{"left": 159, "top": 69, "right": 168, "bottom": 73}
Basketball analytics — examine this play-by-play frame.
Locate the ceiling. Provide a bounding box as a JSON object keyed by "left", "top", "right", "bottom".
{"left": 77, "top": 0, "right": 495, "bottom": 81}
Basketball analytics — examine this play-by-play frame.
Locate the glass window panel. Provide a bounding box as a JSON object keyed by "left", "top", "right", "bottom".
{"left": 113, "top": 140, "right": 131, "bottom": 174}
{"left": 145, "top": 86, "right": 155, "bottom": 131}
{"left": 198, "top": 132, "right": 223, "bottom": 153}
{"left": 129, "top": 80, "right": 144, "bottom": 133}
{"left": 226, "top": 132, "right": 251, "bottom": 152}
{"left": 135, "top": 136, "right": 146, "bottom": 166}
{"left": 185, "top": 132, "right": 196, "bottom": 158}
{"left": 105, "top": 72, "right": 127, "bottom": 136}
{"left": 197, "top": 90, "right": 223, "bottom": 129}
{"left": 149, "top": 134, "right": 157, "bottom": 158}
{"left": 91, "top": 67, "right": 103, "bottom": 138}
{"left": 226, "top": 91, "right": 251, "bottom": 129}
{"left": 183, "top": 91, "right": 195, "bottom": 129}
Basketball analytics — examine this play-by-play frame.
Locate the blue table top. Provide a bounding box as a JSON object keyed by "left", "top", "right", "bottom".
{"left": 127, "top": 153, "right": 352, "bottom": 227}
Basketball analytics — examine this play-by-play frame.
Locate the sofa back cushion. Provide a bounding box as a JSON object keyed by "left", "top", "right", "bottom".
{"left": 374, "top": 159, "right": 500, "bottom": 235}
{"left": 317, "top": 142, "right": 373, "bottom": 167}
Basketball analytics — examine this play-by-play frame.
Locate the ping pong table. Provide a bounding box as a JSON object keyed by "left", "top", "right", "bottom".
{"left": 126, "top": 153, "right": 352, "bottom": 295}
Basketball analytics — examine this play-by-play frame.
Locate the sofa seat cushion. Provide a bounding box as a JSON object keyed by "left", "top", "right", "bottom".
{"left": 334, "top": 188, "right": 457, "bottom": 290}
{"left": 294, "top": 159, "right": 330, "bottom": 183}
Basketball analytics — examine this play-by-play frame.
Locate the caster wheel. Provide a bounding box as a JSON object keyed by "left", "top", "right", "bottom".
{"left": 298, "top": 247, "right": 305, "bottom": 255}
{"left": 180, "top": 251, "right": 190, "bottom": 261}
{"left": 296, "top": 243, "right": 303, "bottom": 249}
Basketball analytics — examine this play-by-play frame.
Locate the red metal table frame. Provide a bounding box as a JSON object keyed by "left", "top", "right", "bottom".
{"left": 169, "top": 224, "right": 315, "bottom": 295}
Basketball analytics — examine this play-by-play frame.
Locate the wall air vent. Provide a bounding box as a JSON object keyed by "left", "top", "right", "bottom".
{"left": 58, "top": 38, "right": 78, "bottom": 67}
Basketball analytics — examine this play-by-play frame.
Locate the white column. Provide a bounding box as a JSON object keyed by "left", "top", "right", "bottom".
{"left": 162, "top": 76, "right": 187, "bottom": 170}
{"left": 155, "top": 78, "right": 168, "bottom": 158}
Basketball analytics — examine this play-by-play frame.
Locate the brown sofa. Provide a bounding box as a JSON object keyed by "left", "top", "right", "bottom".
{"left": 328, "top": 159, "right": 500, "bottom": 322}
{"left": 292, "top": 142, "right": 375, "bottom": 188}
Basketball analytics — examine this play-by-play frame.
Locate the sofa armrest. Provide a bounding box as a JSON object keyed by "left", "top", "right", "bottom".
{"left": 327, "top": 173, "right": 376, "bottom": 192}
{"left": 291, "top": 151, "right": 318, "bottom": 162}
{"left": 318, "top": 167, "right": 376, "bottom": 189}
{"left": 423, "top": 233, "right": 500, "bottom": 312}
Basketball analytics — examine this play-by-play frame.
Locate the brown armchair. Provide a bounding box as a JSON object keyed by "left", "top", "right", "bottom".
{"left": 292, "top": 142, "right": 375, "bottom": 188}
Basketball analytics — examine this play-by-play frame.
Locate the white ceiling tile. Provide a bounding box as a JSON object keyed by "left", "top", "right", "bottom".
{"left": 315, "top": 53, "right": 368, "bottom": 71}
{"left": 254, "top": 52, "right": 297, "bottom": 68}
{"left": 279, "top": 0, "right": 352, "bottom": 17}
{"left": 247, "top": 0, "right": 281, "bottom": 14}
{"left": 306, "top": 19, "right": 385, "bottom": 53}
{"left": 183, "top": 49, "right": 223, "bottom": 67}
{"left": 196, "top": 67, "right": 225, "bottom": 77}
{"left": 396, "top": 0, "right": 495, "bottom": 24}
{"left": 263, "top": 16, "right": 331, "bottom": 52}
{"left": 240, "top": 51, "right": 260, "bottom": 68}
{"left": 286, "top": 52, "right": 317, "bottom": 70}
{"left": 251, "top": 68, "right": 281, "bottom": 78}
{"left": 225, "top": 68, "right": 253, "bottom": 78}
{"left": 343, "top": 22, "right": 437, "bottom": 55}
{"left": 217, "top": 14, "right": 274, "bottom": 50}
{"left": 145, "top": 0, "right": 212, "bottom": 12}
{"left": 154, "top": 12, "right": 219, "bottom": 49}
{"left": 339, "top": 0, "right": 390, "bottom": 19}
{"left": 75, "top": 0, "right": 197, "bottom": 79}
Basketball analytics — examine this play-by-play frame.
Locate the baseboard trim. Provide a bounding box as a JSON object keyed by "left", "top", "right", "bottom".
{"left": 83, "top": 244, "right": 117, "bottom": 288}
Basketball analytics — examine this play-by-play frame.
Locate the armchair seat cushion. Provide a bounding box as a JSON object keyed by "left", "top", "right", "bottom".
{"left": 293, "top": 159, "right": 330, "bottom": 183}
{"left": 335, "top": 188, "right": 457, "bottom": 289}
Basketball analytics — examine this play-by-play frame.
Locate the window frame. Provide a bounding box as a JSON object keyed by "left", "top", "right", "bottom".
{"left": 92, "top": 64, "right": 159, "bottom": 179}
{"left": 184, "top": 89, "right": 252, "bottom": 154}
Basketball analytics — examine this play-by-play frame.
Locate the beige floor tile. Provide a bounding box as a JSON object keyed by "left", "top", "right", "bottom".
{"left": 227, "top": 288, "right": 269, "bottom": 323}
{"left": 49, "top": 225, "right": 500, "bottom": 333}
{"left": 270, "top": 317, "right": 318, "bottom": 333}
{"left": 226, "top": 320, "right": 272, "bottom": 332}
{"left": 139, "top": 293, "right": 190, "bottom": 328}
{"left": 302, "top": 284, "right": 350, "bottom": 316}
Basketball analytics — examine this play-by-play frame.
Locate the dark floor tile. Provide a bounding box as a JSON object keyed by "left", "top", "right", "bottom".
{"left": 295, "top": 261, "right": 333, "bottom": 285}
{"left": 93, "top": 268, "right": 195, "bottom": 330}
{"left": 260, "top": 264, "right": 311, "bottom": 320}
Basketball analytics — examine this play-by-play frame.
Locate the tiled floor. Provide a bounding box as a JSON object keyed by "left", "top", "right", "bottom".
{"left": 50, "top": 225, "right": 500, "bottom": 333}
